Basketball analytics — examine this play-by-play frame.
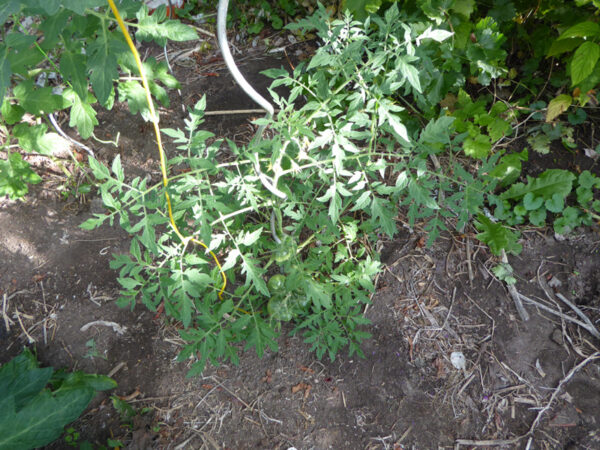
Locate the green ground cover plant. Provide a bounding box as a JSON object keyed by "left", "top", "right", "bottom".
{"left": 2, "top": 0, "right": 600, "bottom": 375}
{"left": 0, "top": 348, "right": 116, "bottom": 449}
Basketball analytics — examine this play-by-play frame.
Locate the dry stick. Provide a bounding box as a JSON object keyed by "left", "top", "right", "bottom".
{"left": 527, "top": 352, "right": 600, "bottom": 438}
{"left": 204, "top": 109, "right": 280, "bottom": 116}
{"left": 465, "top": 236, "right": 474, "bottom": 286}
{"left": 517, "top": 293, "right": 595, "bottom": 332}
{"left": 14, "top": 309, "right": 35, "bottom": 343}
{"left": 2, "top": 293, "right": 12, "bottom": 332}
{"left": 501, "top": 250, "right": 529, "bottom": 321}
{"left": 554, "top": 292, "right": 600, "bottom": 339}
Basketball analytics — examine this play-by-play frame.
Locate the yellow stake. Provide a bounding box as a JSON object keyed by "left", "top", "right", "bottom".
{"left": 106, "top": 0, "right": 227, "bottom": 298}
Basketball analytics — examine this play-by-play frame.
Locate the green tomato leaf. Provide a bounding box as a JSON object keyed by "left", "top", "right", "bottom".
{"left": 475, "top": 214, "right": 522, "bottom": 256}
{"left": 60, "top": 50, "right": 88, "bottom": 102}
{"left": 64, "top": 90, "right": 98, "bottom": 139}
{"left": 13, "top": 81, "right": 64, "bottom": 115}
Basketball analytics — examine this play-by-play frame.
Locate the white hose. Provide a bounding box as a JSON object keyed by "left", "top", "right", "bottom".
{"left": 216, "top": 0, "right": 287, "bottom": 200}
{"left": 216, "top": 0, "right": 274, "bottom": 117}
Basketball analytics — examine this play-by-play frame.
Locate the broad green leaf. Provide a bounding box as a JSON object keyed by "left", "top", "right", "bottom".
{"left": 547, "top": 37, "right": 583, "bottom": 57}
{"left": 1, "top": 100, "right": 25, "bottom": 125}
{"left": 0, "top": 349, "right": 52, "bottom": 411}
{"left": 523, "top": 192, "right": 543, "bottom": 210}
{"left": 451, "top": 0, "right": 475, "bottom": 17}
{"left": 416, "top": 27, "right": 454, "bottom": 44}
{"left": 241, "top": 256, "right": 269, "bottom": 296}
{"left": 0, "top": 152, "right": 41, "bottom": 199}
{"left": 136, "top": 7, "right": 198, "bottom": 46}
{"left": 0, "top": 46, "right": 12, "bottom": 101}
{"left": 527, "top": 133, "right": 551, "bottom": 154}
{"left": 13, "top": 81, "right": 64, "bottom": 115}
{"left": 37, "top": 0, "right": 61, "bottom": 15}
{"left": 489, "top": 149, "right": 528, "bottom": 187}
{"left": 546, "top": 94, "right": 572, "bottom": 122}
{"left": 0, "top": 388, "right": 95, "bottom": 449}
{"left": 571, "top": 41, "right": 600, "bottom": 86}
{"left": 397, "top": 58, "right": 422, "bottom": 93}
{"left": 239, "top": 228, "right": 262, "bottom": 247}
{"left": 545, "top": 193, "right": 565, "bottom": 213}
{"left": 463, "top": 134, "right": 491, "bottom": 159}
{"left": 488, "top": 117, "right": 511, "bottom": 142}
{"left": 118, "top": 81, "right": 153, "bottom": 121}
{"left": 371, "top": 196, "right": 397, "bottom": 237}
{"left": 475, "top": 214, "right": 522, "bottom": 255}
{"left": 529, "top": 208, "right": 547, "bottom": 226}
{"left": 0, "top": 0, "right": 20, "bottom": 27}
{"left": 558, "top": 21, "right": 600, "bottom": 40}
{"left": 61, "top": 0, "right": 104, "bottom": 15}
{"left": 500, "top": 169, "right": 576, "bottom": 201}
{"left": 350, "top": 190, "right": 371, "bottom": 211}
{"left": 88, "top": 44, "right": 118, "bottom": 106}
{"left": 65, "top": 90, "right": 99, "bottom": 139}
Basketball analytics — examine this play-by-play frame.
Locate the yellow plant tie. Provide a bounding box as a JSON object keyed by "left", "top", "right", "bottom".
{"left": 106, "top": 0, "right": 226, "bottom": 298}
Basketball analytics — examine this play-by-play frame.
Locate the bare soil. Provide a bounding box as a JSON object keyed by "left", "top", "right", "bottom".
{"left": 1, "top": 38, "right": 600, "bottom": 450}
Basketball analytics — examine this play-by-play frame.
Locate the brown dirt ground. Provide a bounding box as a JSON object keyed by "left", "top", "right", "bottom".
{"left": 1, "top": 37, "right": 600, "bottom": 450}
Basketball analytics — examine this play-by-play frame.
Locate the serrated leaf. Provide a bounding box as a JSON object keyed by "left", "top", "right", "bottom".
{"left": 239, "top": 228, "right": 262, "bottom": 247}
{"left": 571, "top": 41, "right": 600, "bottom": 86}
{"left": 489, "top": 149, "right": 528, "bottom": 187}
{"left": 371, "top": 196, "right": 397, "bottom": 237}
{"left": 61, "top": 0, "right": 104, "bottom": 15}
{"left": 13, "top": 81, "right": 64, "bottom": 115}
{"left": 0, "top": 152, "right": 42, "bottom": 199}
{"left": 0, "top": 46, "right": 11, "bottom": 102}
{"left": 417, "top": 27, "right": 454, "bottom": 44}
{"left": 546, "top": 94, "right": 572, "bottom": 122}
{"left": 397, "top": 58, "right": 422, "bottom": 93}
{"left": 60, "top": 50, "right": 88, "bottom": 101}
{"left": 118, "top": 81, "right": 153, "bottom": 121}
{"left": 111, "top": 155, "right": 123, "bottom": 182}
{"left": 475, "top": 214, "right": 522, "bottom": 255}
{"left": 88, "top": 45, "right": 118, "bottom": 106}
{"left": 463, "top": 134, "right": 491, "bottom": 159}
{"left": 241, "top": 257, "right": 269, "bottom": 296}
{"left": 66, "top": 91, "right": 99, "bottom": 139}
{"left": 527, "top": 133, "right": 551, "bottom": 154}
{"left": 451, "top": 0, "right": 475, "bottom": 17}
{"left": 350, "top": 190, "right": 371, "bottom": 211}
{"left": 501, "top": 169, "right": 575, "bottom": 201}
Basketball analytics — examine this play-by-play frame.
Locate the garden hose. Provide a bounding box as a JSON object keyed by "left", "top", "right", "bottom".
{"left": 216, "top": 0, "right": 288, "bottom": 201}
{"left": 106, "top": 0, "right": 227, "bottom": 299}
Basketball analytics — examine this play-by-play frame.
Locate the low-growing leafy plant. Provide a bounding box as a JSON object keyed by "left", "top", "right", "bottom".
{"left": 0, "top": 348, "right": 116, "bottom": 450}
{"left": 83, "top": 3, "right": 518, "bottom": 375}
{"left": 0, "top": 0, "right": 198, "bottom": 199}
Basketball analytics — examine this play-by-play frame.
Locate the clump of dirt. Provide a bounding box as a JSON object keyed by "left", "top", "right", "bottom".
{"left": 1, "top": 37, "right": 600, "bottom": 450}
